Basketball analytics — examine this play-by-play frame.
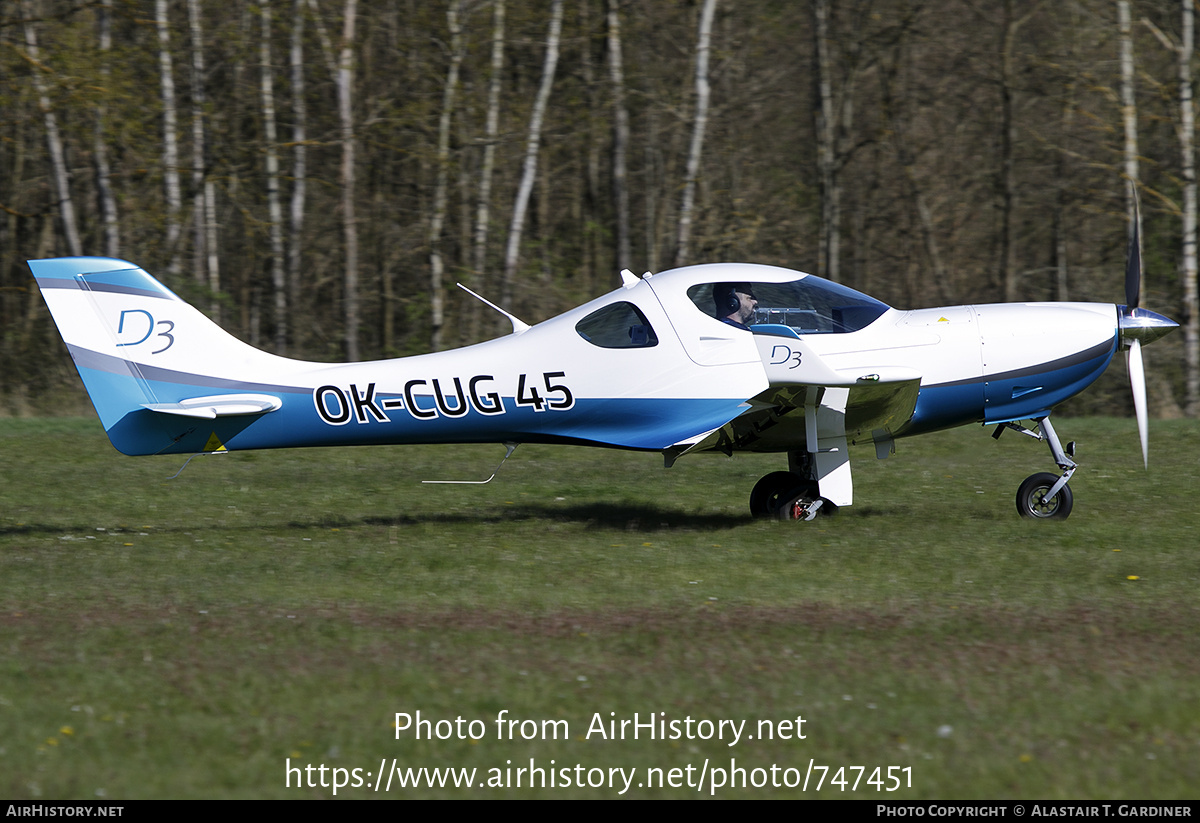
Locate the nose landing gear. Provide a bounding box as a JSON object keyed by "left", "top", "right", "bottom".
{"left": 994, "top": 416, "right": 1077, "bottom": 520}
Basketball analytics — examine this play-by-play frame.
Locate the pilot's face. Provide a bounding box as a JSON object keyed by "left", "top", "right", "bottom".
{"left": 734, "top": 290, "right": 758, "bottom": 323}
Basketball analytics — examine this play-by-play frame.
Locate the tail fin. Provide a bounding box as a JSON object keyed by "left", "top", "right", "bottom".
{"left": 29, "top": 257, "right": 288, "bottom": 455}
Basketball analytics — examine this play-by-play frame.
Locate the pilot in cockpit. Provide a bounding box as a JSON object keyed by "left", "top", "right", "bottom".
{"left": 712, "top": 283, "right": 758, "bottom": 330}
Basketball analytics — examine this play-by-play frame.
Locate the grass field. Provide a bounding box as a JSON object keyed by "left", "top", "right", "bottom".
{"left": 1, "top": 416, "right": 1197, "bottom": 799}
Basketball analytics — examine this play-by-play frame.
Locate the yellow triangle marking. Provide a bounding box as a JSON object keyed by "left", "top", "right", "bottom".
{"left": 204, "top": 432, "right": 227, "bottom": 452}
{"left": 938, "top": 316, "right": 949, "bottom": 322}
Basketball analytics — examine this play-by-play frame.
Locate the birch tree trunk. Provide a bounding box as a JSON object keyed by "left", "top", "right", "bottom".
{"left": 157, "top": 0, "right": 183, "bottom": 280}
{"left": 429, "top": 2, "right": 465, "bottom": 352}
{"left": 607, "top": 0, "right": 632, "bottom": 275}
{"left": 188, "top": 0, "right": 205, "bottom": 287}
{"left": 289, "top": 0, "right": 308, "bottom": 352}
{"left": 188, "top": 0, "right": 220, "bottom": 319}
{"left": 1181, "top": 0, "right": 1199, "bottom": 416}
{"left": 674, "top": 0, "right": 718, "bottom": 268}
{"left": 94, "top": 0, "right": 120, "bottom": 257}
{"left": 644, "top": 111, "right": 661, "bottom": 274}
{"left": 24, "top": 6, "right": 82, "bottom": 257}
{"left": 261, "top": 0, "right": 287, "bottom": 354}
{"left": 338, "top": 0, "right": 360, "bottom": 360}
{"left": 467, "top": 0, "right": 506, "bottom": 343}
{"left": 1119, "top": 0, "right": 1142, "bottom": 274}
{"left": 501, "top": 0, "right": 563, "bottom": 316}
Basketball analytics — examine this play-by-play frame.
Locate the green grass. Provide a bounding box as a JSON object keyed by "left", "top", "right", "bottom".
{"left": 2, "top": 416, "right": 1198, "bottom": 798}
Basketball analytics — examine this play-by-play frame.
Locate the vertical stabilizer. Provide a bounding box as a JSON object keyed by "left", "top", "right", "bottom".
{"left": 29, "top": 257, "right": 289, "bottom": 455}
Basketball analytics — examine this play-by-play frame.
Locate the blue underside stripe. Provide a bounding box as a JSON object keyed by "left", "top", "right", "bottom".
{"left": 78, "top": 365, "right": 745, "bottom": 455}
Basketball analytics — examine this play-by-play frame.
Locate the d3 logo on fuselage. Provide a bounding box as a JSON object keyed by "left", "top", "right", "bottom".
{"left": 769, "top": 344, "right": 802, "bottom": 370}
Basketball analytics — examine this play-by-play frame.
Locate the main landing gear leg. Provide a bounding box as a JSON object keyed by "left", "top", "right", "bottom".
{"left": 993, "top": 415, "right": 1077, "bottom": 520}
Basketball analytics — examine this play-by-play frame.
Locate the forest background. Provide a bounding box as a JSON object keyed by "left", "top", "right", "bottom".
{"left": 3, "top": 0, "right": 1198, "bottom": 420}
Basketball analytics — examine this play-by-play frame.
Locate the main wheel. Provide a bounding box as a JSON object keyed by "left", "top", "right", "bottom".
{"left": 1015, "top": 472, "right": 1073, "bottom": 520}
{"left": 749, "top": 471, "right": 815, "bottom": 518}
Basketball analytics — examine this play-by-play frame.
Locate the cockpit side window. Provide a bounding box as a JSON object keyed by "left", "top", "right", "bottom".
{"left": 686, "top": 277, "right": 889, "bottom": 335}
{"left": 575, "top": 301, "right": 659, "bottom": 348}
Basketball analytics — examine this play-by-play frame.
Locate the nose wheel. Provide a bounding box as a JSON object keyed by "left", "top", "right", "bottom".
{"left": 994, "top": 415, "right": 1077, "bottom": 520}
{"left": 1015, "top": 471, "right": 1074, "bottom": 519}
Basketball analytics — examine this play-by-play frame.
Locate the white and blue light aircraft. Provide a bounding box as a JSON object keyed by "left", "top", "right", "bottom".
{"left": 28, "top": 248, "right": 1176, "bottom": 520}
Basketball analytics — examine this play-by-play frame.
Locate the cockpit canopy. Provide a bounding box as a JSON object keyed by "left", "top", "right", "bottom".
{"left": 688, "top": 276, "right": 889, "bottom": 335}
{"left": 571, "top": 265, "right": 890, "bottom": 350}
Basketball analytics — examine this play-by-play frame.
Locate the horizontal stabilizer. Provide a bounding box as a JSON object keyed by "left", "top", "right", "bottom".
{"left": 142, "top": 393, "right": 282, "bottom": 419}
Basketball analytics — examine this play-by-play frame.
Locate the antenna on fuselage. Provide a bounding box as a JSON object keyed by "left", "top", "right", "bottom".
{"left": 422, "top": 442, "right": 519, "bottom": 485}
{"left": 618, "top": 269, "right": 654, "bottom": 288}
{"left": 456, "top": 283, "right": 529, "bottom": 335}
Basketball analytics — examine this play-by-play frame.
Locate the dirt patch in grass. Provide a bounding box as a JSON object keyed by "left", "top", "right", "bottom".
{"left": 10, "top": 600, "right": 1198, "bottom": 678}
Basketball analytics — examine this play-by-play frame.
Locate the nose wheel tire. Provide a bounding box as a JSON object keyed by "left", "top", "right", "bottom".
{"left": 1015, "top": 471, "right": 1073, "bottom": 520}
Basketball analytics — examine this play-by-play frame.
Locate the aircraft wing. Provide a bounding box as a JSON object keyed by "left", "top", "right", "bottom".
{"left": 665, "top": 333, "right": 922, "bottom": 460}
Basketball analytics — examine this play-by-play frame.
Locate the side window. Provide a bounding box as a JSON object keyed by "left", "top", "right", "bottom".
{"left": 575, "top": 302, "right": 659, "bottom": 348}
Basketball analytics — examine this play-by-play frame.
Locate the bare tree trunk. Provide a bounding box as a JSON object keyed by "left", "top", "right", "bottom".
{"left": 467, "top": 0, "right": 505, "bottom": 343}
{"left": 1053, "top": 134, "right": 1073, "bottom": 303}
{"left": 429, "top": 1, "right": 465, "bottom": 352}
{"left": 644, "top": 110, "right": 661, "bottom": 274}
{"left": 188, "top": 0, "right": 220, "bottom": 320}
{"left": 501, "top": 0, "right": 563, "bottom": 316}
{"left": 94, "top": 0, "right": 120, "bottom": 257}
{"left": 260, "top": 0, "right": 287, "bottom": 354}
{"left": 1119, "top": 0, "right": 1142, "bottom": 273}
{"left": 813, "top": 0, "right": 841, "bottom": 282}
{"left": 1181, "top": 0, "right": 1199, "bottom": 416}
{"left": 23, "top": 5, "right": 82, "bottom": 257}
{"left": 306, "top": 0, "right": 340, "bottom": 79}
{"left": 674, "top": 0, "right": 718, "bottom": 268}
{"left": 339, "top": 0, "right": 360, "bottom": 360}
{"left": 1053, "top": 56, "right": 1079, "bottom": 302}
{"left": 157, "top": 0, "right": 183, "bottom": 280}
{"left": 881, "top": 46, "right": 949, "bottom": 306}
{"left": 813, "top": 1, "right": 879, "bottom": 286}
{"left": 607, "top": 0, "right": 631, "bottom": 275}
{"left": 289, "top": 0, "right": 308, "bottom": 352}
{"left": 578, "top": 0, "right": 601, "bottom": 297}
{"left": 232, "top": 3, "right": 258, "bottom": 345}
{"left": 188, "top": 0, "right": 205, "bottom": 288}
{"left": 999, "top": 0, "right": 1041, "bottom": 301}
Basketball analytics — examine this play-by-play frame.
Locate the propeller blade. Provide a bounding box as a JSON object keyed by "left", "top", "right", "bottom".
{"left": 1127, "top": 338, "right": 1148, "bottom": 469}
{"left": 1125, "top": 199, "right": 1142, "bottom": 308}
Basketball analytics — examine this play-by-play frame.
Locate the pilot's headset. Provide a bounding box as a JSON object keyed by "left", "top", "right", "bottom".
{"left": 713, "top": 283, "right": 751, "bottom": 315}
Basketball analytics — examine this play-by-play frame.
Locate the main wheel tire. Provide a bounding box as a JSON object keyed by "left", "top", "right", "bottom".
{"left": 749, "top": 471, "right": 814, "bottom": 518}
{"left": 778, "top": 493, "right": 838, "bottom": 520}
{"left": 1015, "top": 471, "right": 1074, "bottom": 520}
